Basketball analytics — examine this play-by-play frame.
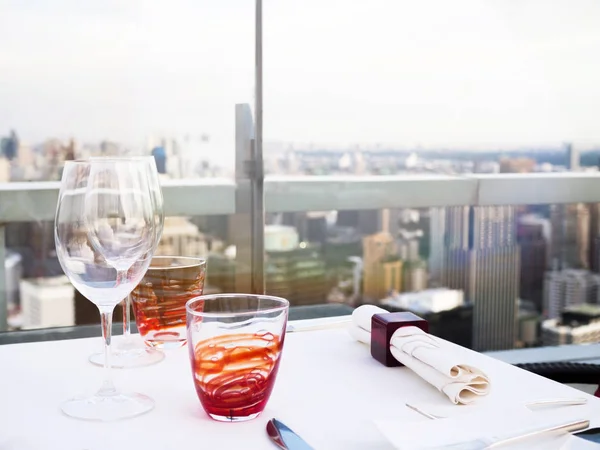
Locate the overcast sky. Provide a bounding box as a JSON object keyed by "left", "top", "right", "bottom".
{"left": 1, "top": 0, "right": 600, "bottom": 165}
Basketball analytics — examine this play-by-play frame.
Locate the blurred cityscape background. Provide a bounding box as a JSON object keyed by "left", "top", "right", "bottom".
{"left": 2, "top": 0, "right": 600, "bottom": 352}
{"left": 4, "top": 132, "right": 600, "bottom": 352}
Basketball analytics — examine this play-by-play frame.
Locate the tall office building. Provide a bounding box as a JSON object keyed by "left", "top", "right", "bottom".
{"left": 442, "top": 205, "right": 520, "bottom": 351}
{"left": 566, "top": 142, "right": 579, "bottom": 171}
{"left": 519, "top": 214, "right": 552, "bottom": 266}
{"left": 550, "top": 204, "right": 589, "bottom": 270}
{"left": 403, "top": 259, "right": 428, "bottom": 292}
{"left": 469, "top": 206, "right": 520, "bottom": 351}
{"left": 442, "top": 206, "right": 470, "bottom": 293}
{"left": 362, "top": 232, "right": 398, "bottom": 301}
{"left": 588, "top": 204, "right": 600, "bottom": 273}
{"left": 543, "top": 269, "right": 600, "bottom": 320}
{"left": 429, "top": 207, "right": 446, "bottom": 283}
{"left": 517, "top": 221, "right": 547, "bottom": 312}
{"left": 382, "top": 260, "right": 403, "bottom": 294}
{"left": 397, "top": 236, "right": 427, "bottom": 292}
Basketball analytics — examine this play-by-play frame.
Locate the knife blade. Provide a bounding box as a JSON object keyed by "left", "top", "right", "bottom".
{"left": 267, "top": 418, "right": 314, "bottom": 450}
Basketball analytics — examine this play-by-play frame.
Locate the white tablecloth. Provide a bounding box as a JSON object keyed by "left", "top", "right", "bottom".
{"left": 1, "top": 319, "right": 600, "bottom": 449}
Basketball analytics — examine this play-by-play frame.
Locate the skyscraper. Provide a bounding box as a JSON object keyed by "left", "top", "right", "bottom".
{"left": 517, "top": 221, "right": 547, "bottom": 312}
{"left": 550, "top": 204, "right": 589, "bottom": 270}
{"left": 397, "top": 234, "right": 427, "bottom": 292}
{"left": 442, "top": 206, "right": 470, "bottom": 294}
{"left": 403, "top": 259, "right": 428, "bottom": 292}
{"left": 442, "top": 205, "right": 520, "bottom": 351}
{"left": 588, "top": 203, "right": 600, "bottom": 273}
{"left": 566, "top": 142, "right": 579, "bottom": 171}
{"left": 362, "top": 232, "right": 398, "bottom": 301}
{"left": 469, "top": 206, "right": 520, "bottom": 351}
{"left": 428, "top": 207, "right": 446, "bottom": 283}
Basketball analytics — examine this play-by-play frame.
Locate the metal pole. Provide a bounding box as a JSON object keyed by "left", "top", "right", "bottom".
{"left": 232, "top": 104, "right": 255, "bottom": 294}
{"left": 0, "top": 224, "right": 7, "bottom": 331}
{"left": 252, "top": 0, "right": 265, "bottom": 294}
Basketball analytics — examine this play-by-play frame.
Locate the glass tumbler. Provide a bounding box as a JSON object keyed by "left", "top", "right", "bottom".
{"left": 186, "top": 294, "right": 289, "bottom": 422}
{"left": 131, "top": 256, "right": 206, "bottom": 349}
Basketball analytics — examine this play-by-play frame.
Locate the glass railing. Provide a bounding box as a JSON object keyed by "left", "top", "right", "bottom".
{"left": 3, "top": 175, "right": 600, "bottom": 355}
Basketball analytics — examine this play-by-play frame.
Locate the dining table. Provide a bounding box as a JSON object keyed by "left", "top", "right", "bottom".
{"left": 1, "top": 315, "right": 600, "bottom": 449}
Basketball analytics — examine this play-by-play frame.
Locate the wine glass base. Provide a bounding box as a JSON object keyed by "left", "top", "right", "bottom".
{"left": 208, "top": 412, "right": 261, "bottom": 422}
{"left": 89, "top": 346, "right": 165, "bottom": 369}
{"left": 61, "top": 392, "right": 154, "bottom": 421}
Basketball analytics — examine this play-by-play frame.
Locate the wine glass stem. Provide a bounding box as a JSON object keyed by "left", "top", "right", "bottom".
{"left": 98, "top": 308, "right": 117, "bottom": 396}
{"left": 123, "top": 295, "right": 131, "bottom": 339}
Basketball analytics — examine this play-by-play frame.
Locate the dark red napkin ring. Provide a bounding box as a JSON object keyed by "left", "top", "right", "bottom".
{"left": 371, "top": 312, "right": 428, "bottom": 367}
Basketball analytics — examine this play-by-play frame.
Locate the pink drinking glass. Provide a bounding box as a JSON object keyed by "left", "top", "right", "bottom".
{"left": 186, "top": 294, "right": 289, "bottom": 422}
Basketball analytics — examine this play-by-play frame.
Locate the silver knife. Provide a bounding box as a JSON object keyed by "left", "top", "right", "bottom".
{"left": 266, "top": 418, "right": 315, "bottom": 450}
{"left": 431, "top": 417, "right": 590, "bottom": 449}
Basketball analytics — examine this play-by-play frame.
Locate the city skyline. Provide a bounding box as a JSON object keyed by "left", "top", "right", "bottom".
{"left": 3, "top": 141, "right": 600, "bottom": 349}
{"left": 2, "top": 0, "right": 600, "bottom": 169}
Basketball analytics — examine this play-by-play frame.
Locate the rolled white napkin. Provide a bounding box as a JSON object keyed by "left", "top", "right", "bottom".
{"left": 349, "top": 304, "right": 383, "bottom": 344}
{"left": 349, "top": 304, "right": 490, "bottom": 405}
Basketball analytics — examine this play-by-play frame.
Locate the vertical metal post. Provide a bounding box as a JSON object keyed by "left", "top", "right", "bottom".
{"left": 230, "top": 2, "right": 265, "bottom": 295}
{"left": 233, "top": 104, "right": 256, "bottom": 294}
{"left": 252, "top": 0, "right": 265, "bottom": 294}
{"left": 0, "top": 224, "right": 7, "bottom": 331}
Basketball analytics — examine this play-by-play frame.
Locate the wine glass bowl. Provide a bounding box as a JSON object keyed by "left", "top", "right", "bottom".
{"left": 85, "top": 160, "right": 155, "bottom": 271}
{"left": 55, "top": 159, "right": 157, "bottom": 421}
{"left": 186, "top": 294, "right": 289, "bottom": 422}
{"left": 87, "top": 156, "right": 166, "bottom": 369}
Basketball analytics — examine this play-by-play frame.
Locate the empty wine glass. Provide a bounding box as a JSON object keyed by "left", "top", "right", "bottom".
{"left": 88, "top": 156, "right": 165, "bottom": 368}
{"left": 55, "top": 160, "right": 157, "bottom": 421}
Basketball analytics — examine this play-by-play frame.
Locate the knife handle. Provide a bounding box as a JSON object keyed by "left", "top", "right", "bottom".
{"left": 487, "top": 418, "right": 590, "bottom": 448}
